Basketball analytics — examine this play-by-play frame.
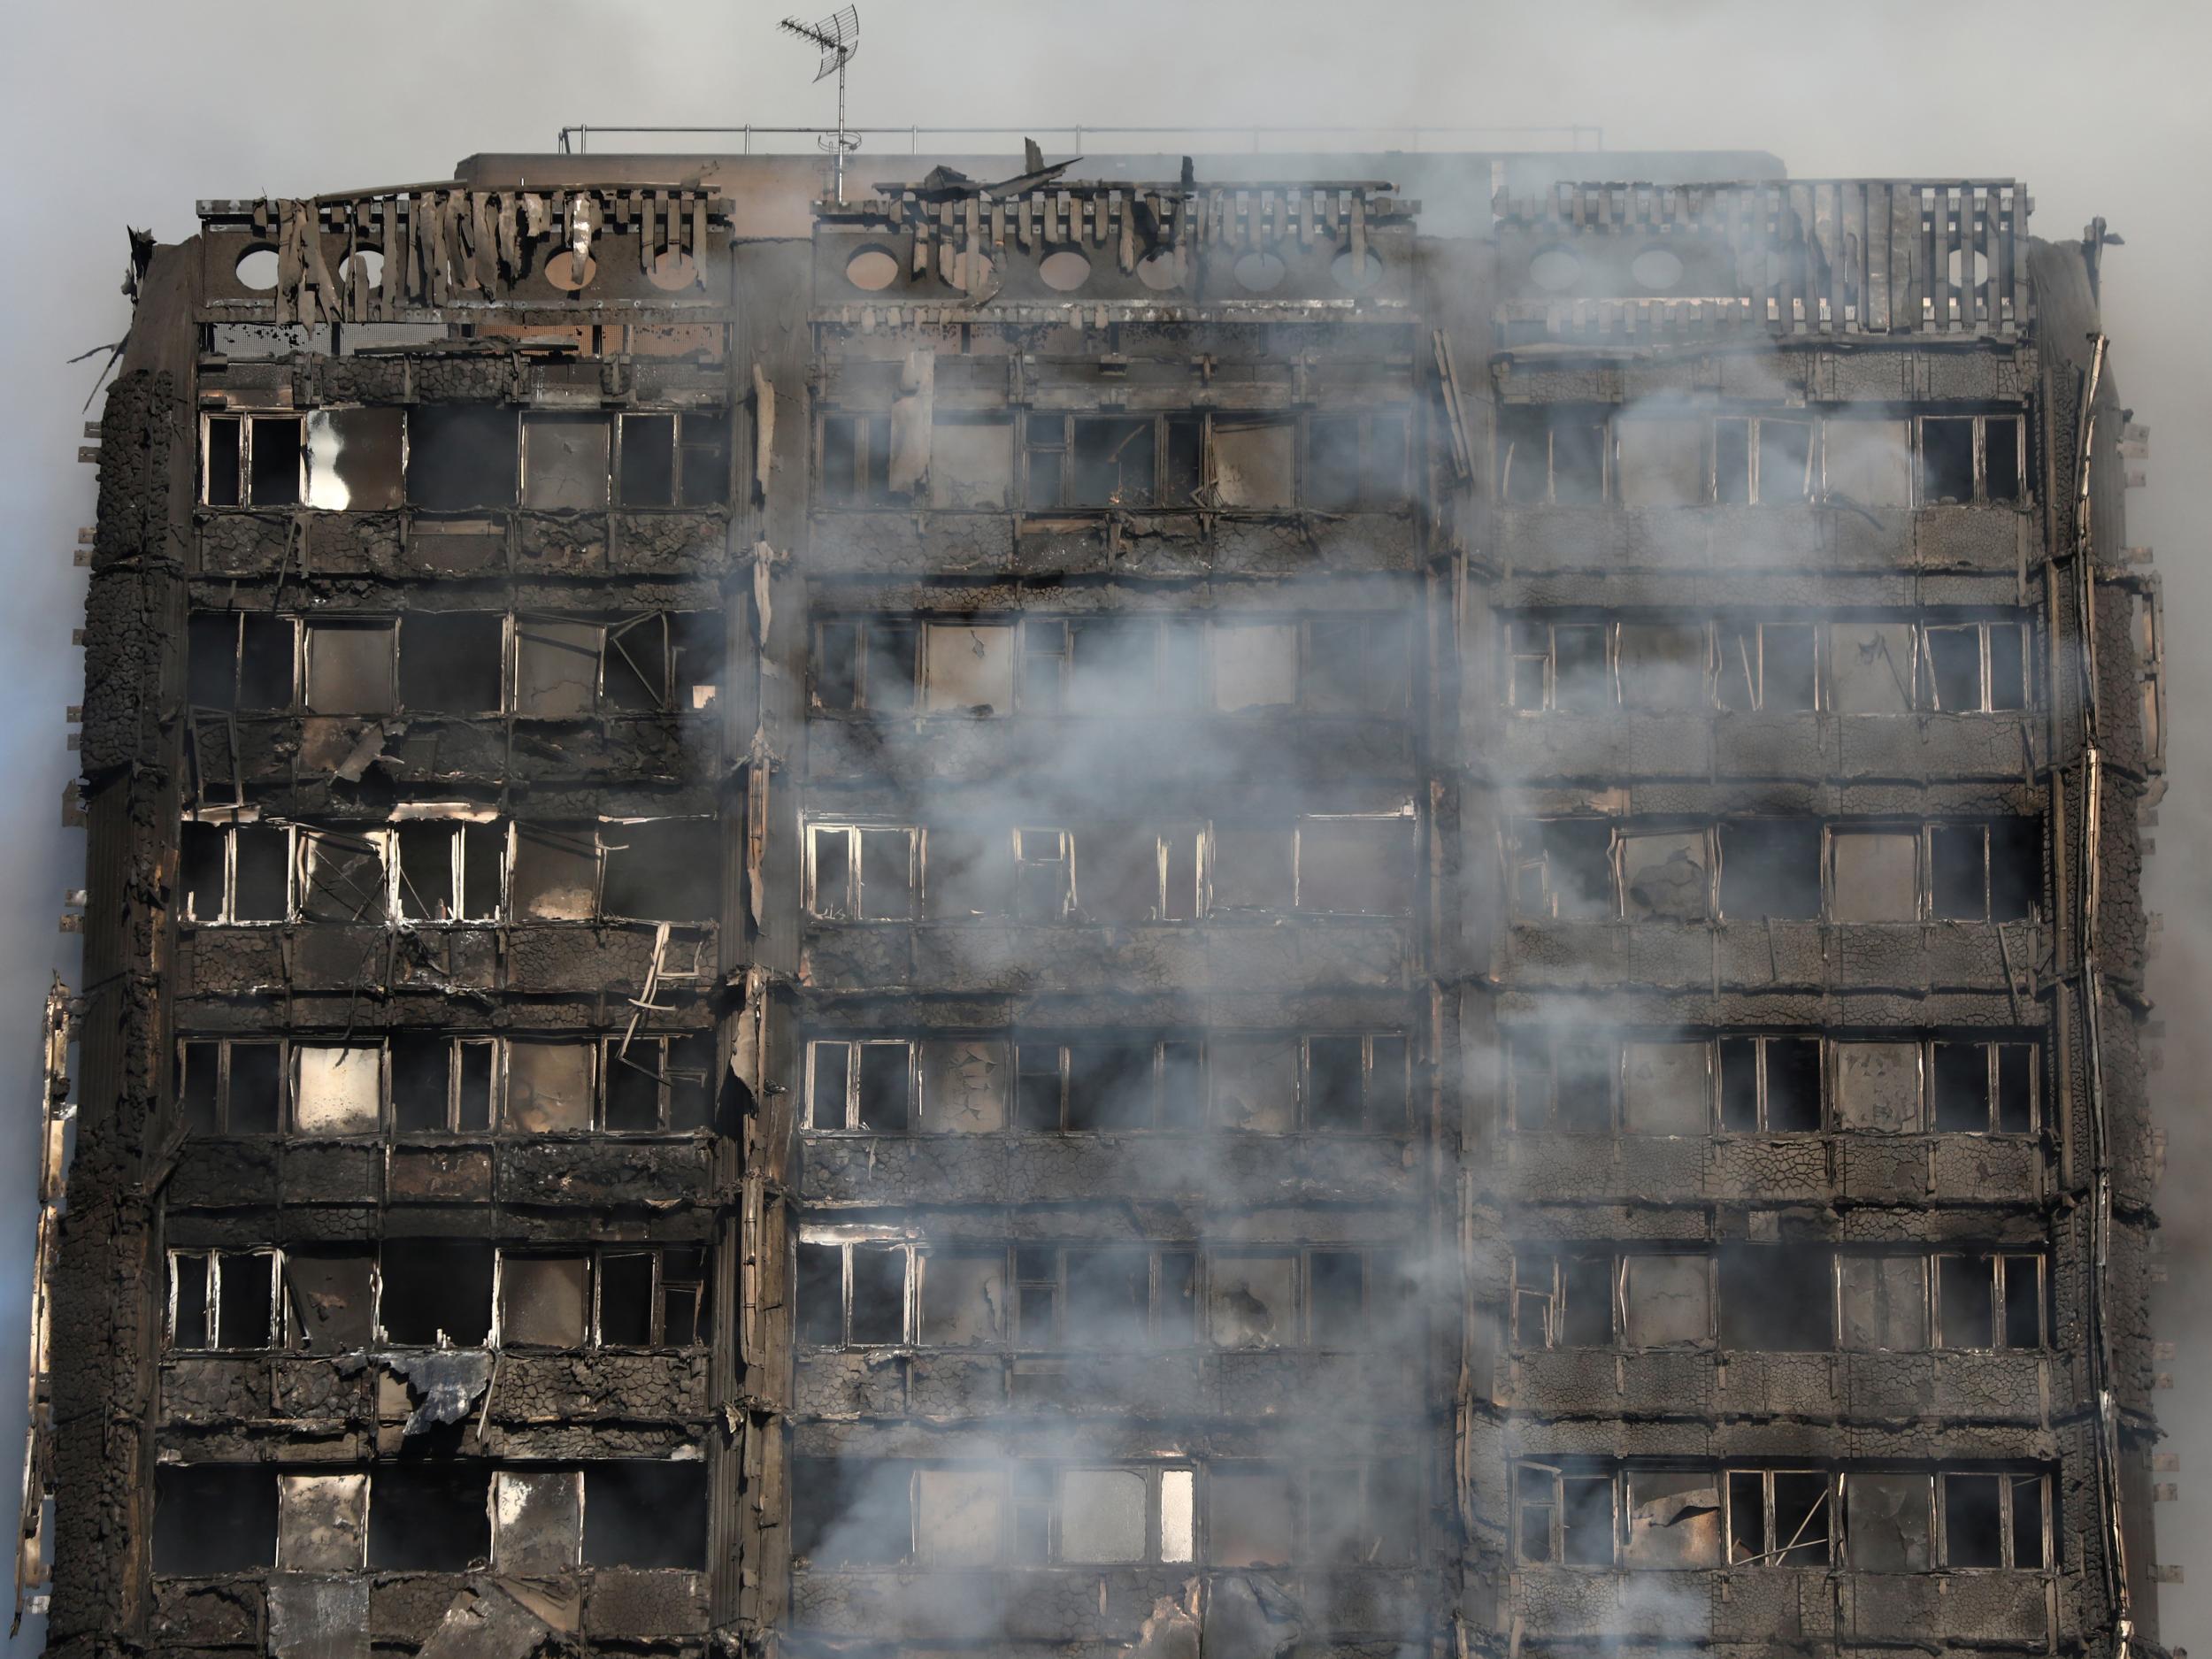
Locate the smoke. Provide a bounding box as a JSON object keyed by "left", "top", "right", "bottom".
{"left": 7, "top": 0, "right": 2212, "bottom": 1650}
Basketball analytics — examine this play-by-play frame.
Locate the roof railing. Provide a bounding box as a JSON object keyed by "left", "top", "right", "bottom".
{"left": 553, "top": 121, "right": 1602, "bottom": 157}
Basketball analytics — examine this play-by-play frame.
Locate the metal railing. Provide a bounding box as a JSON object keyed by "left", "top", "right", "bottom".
{"left": 554, "top": 121, "right": 1602, "bottom": 157}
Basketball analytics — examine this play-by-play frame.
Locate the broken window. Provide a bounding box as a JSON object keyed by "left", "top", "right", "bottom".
{"left": 1624, "top": 1470, "right": 1723, "bottom": 1567}
{"left": 396, "top": 818, "right": 503, "bottom": 922}
{"left": 302, "top": 620, "right": 396, "bottom": 714}
{"left": 179, "top": 821, "right": 289, "bottom": 923}
{"left": 1931, "top": 819, "right": 2040, "bottom": 921}
{"left": 1297, "top": 813, "right": 1414, "bottom": 914}
{"left": 1847, "top": 1471, "right": 1932, "bottom": 1571}
{"left": 919, "top": 621, "right": 1017, "bottom": 716}
{"left": 1308, "top": 411, "right": 1410, "bottom": 510}
{"left": 1621, "top": 1041, "right": 1710, "bottom": 1135}
{"left": 1920, "top": 415, "right": 2024, "bottom": 505}
{"left": 1924, "top": 621, "right": 2030, "bottom": 713}
{"left": 926, "top": 413, "right": 1014, "bottom": 511}
{"left": 154, "top": 1466, "right": 276, "bottom": 1574}
{"left": 281, "top": 1249, "right": 376, "bottom": 1353}
{"left": 917, "top": 1037, "right": 1011, "bottom": 1133}
{"left": 1208, "top": 620, "right": 1299, "bottom": 713}
{"left": 1822, "top": 418, "right": 1913, "bottom": 508}
{"left": 1717, "top": 819, "right": 1822, "bottom": 919}
{"left": 504, "top": 1041, "right": 595, "bottom": 1133}
{"left": 1619, "top": 829, "right": 1709, "bottom": 922}
{"left": 297, "top": 828, "right": 388, "bottom": 924}
{"left": 1058, "top": 1468, "right": 1147, "bottom": 1563}
{"left": 1620, "top": 1255, "right": 1709, "bottom": 1348}
{"left": 808, "top": 1040, "right": 915, "bottom": 1133}
{"left": 1065, "top": 617, "right": 1174, "bottom": 711}
{"left": 1209, "top": 1254, "right": 1296, "bottom": 1350}
{"left": 1827, "top": 621, "right": 1917, "bottom": 715}
{"left": 1210, "top": 416, "right": 1297, "bottom": 509}
{"left": 407, "top": 404, "right": 518, "bottom": 509}
{"left": 602, "top": 1033, "right": 714, "bottom": 1132}
{"left": 203, "top": 412, "right": 303, "bottom": 508}
{"left": 188, "top": 611, "right": 295, "bottom": 710}
{"left": 1511, "top": 1033, "right": 1617, "bottom": 1134}
{"left": 795, "top": 1240, "right": 910, "bottom": 1346}
{"left": 1005, "top": 826, "right": 1071, "bottom": 920}
{"left": 1838, "top": 1256, "right": 1930, "bottom": 1352}
{"left": 297, "top": 407, "right": 403, "bottom": 512}
{"left": 791, "top": 1458, "right": 913, "bottom": 1564}
{"left": 1206, "top": 824, "right": 1294, "bottom": 912}
{"left": 1510, "top": 819, "right": 1614, "bottom": 920}
{"left": 277, "top": 1472, "right": 368, "bottom": 1572}
{"left": 809, "top": 824, "right": 916, "bottom": 921}
{"left": 1306, "top": 1249, "right": 1407, "bottom": 1347}
{"left": 513, "top": 618, "right": 603, "bottom": 718}
{"left": 500, "top": 1255, "right": 589, "bottom": 1347}
{"left": 1303, "top": 614, "right": 1409, "bottom": 714}
{"left": 367, "top": 1465, "right": 490, "bottom": 1571}
{"left": 1728, "top": 1470, "right": 1832, "bottom": 1567}
{"left": 177, "top": 1037, "right": 283, "bottom": 1134}
{"left": 1515, "top": 1464, "right": 1616, "bottom": 1566}
{"left": 1715, "top": 621, "right": 1816, "bottom": 713}
{"left": 1715, "top": 415, "right": 1811, "bottom": 504}
{"left": 1936, "top": 1253, "right": 2044, "bottom": 1350}
{"left": 1717, "top": 1035, "right": 1822, "bottom": 1133}
{"left": 1933, "top": 1040, "right": 2038, "bottom": 1133}
{"left": 1615, "top": 415, "right": 1706, "bottom": 508}
{"left": 1065, "top": 418, "right": 1157, "bottom": 508}
{"left": 598, "top": 1246, "right": 709, "bottom": 1347}
{"left": 1717, "top": 1246, "right": 1832, "bottom": 1350}
{"left": 1305, "top": 1033, "right": 1409, "bottom": 1132}
{"left": 1072, "top": 826, "right": 1171, "bottom": 924}
{"left": 520, "top": 411, "right": 611, "bottom": 510}
{"left": 1210, "top": 1467, "right": 1296, "bottom": 1566}
{"left": 910, "top": 1469, "right": 1002, "bottom": 1565}
{"left": 918, "top": 1250, "right": 1007, "bottom": 1347}
{"left": 1832, "top": 1041, "right": 1924, "bottom": 1133}
{"left": 292, "top": 1043, "right": 381, "bottom": 1135}
{"left": 1830, "top": 828, "right": 1920, "bottom": 923}
{"left": 1511, "top": 1248, "right": 1614, "bottom": 1348}
{"left": 510, "top": 824, "right": 599, "bottom": 921}
{"left": 167, "top": 1249, "right": 277, "bottom": 1349}
{"left": 378, "top": 1240, "right": 495, "bottom": 1347}
{"left": 492, "top": 1471, "right": 580, "bottom": 1577}
{"left": 1500, "top": 409, "right": 1607, "bottom": 504}
{"left": 1210, "top": 1036, "right": 1298, "bottom": 1132}
{"left": 396, "top": 612, "right": 504, "bottom": 711}
{"left": 1505, "top": 618, "right": 1609, "bottom": 713}
{"left": 1617, "top": 622, "right": 1709, "bottom": 710}
{"left": 601, "top": 818, "right": 719, "bottom": 923}
{"left": 1940, "top": 1472, "right": 2046, "bottom": 1569}
{"left": 582, "top": 1463, "right": 706, "bottom": 1569}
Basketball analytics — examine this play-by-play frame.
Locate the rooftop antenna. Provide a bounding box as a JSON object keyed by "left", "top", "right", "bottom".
{"left": 778, "top": 6, "right": 862, "bottom": 205}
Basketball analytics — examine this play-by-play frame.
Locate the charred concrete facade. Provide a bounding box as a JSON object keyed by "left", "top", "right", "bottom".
{"left": 34, "top": 144, "right": 2166, "bottom": 1659}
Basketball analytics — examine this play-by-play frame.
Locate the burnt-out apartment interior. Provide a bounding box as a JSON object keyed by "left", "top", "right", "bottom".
{"left": 19, "top": 134, "right": 2171, "bottom": 1659}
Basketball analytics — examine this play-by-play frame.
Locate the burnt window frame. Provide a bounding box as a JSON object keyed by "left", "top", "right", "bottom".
{"left": 817, "top": 410, "right": 894, "bottom": 505}
{"left": 1299, "top": 1032, "right": 1411, "bottom": 1133}
{"left": 811, "top": 615, "right": 922, "bottom": 715}
{"left": 188, "top": 611, "right": 299, "bottom": 711}
{"left": 1725, "top": 1468, "right": 1836, "bottom": 1568}
{"left": 608, "top": 409, "right": 733, "bottom": 509}
{"left": 1916, "top": 412, "right": 2029, "bottom": 507}
{"left": 295, "top": 826, "right": 393, "bottom": 924}
{"left": 794, "top": 1236, "right": 915, "bottom": 1348}
{"left": 299, "top": 617, "right": 401, "bottom": 716}
{"left": 175, "top": 1036, "right": 288, "bottom": 1135}
{"left": 1512, "top": 1461, "right": 1618, "bottom": 1568}
{"left": 1712, "top": 618, "right": 1821, "bottom": 713}
{"left": 177, "top": 818, "right": 295, "bottom": 925}
{"left": 1715, "top": 1033, "right": 1825, "bottom": 1135}
{"left": 596, "top": 1033, "right": 716, "bottom": 1133}
{"left": 1010, "top": 1036, "right": 1206, "bottom": 1133}
{"left": 1498, "top": 408, "right": 1610, "bottom": 505}
{"left": 493, "top": 1244, "right": 710, "bottom": 1350}
{"left": 1305, "top": 409, "right": 1414, "bottom": 511}
{"left": 1509, "top": 1246, "right": 1717, "bottom": 1352}
{"left": 1931, "top": 1252, "right": 2047, "bottom": 1351}
{"left": 1932, "top": 1038, "right": 2041, "bottom": 1135}
{"left": 1933, "top": 1471, "right": 2050, "bottom": 1571}
{"left": 805, "top": 821, "right": 921, "bottom": 921}
{"left": 1711, "top": 412, "right": 1816, "bottom": 505}
{"left": 1506, "top": 1030, "right": 1625, "bottom": 1134}
{"left": 804, "top": 1037, "right": 918, "bottom": 1133}
{"left": 200, "top": 411, "right": 304, "bottom": 507}
{"left": 388, "top": 1033, "right": 499, "bottom": 1135}
{"left": 165, "top": 1248, "right": 280, "bottom": 1352}
{"left": 392, "top": 815, "right": 506, "bottom": 924}
{"left": 1920, "top": 618, "right": 2032, "bottom": 713}
{"left": 1000, "top": 1245, "right": 1199, "bottom": 1351}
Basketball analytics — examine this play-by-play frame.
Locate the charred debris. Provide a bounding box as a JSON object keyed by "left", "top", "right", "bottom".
{"left": 22, "top": 143, "right": 2173, "bottom": 1659}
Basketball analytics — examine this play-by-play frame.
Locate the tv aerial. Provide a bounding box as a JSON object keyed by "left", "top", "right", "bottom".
{"left": 779, "top": 6, "right": 862, "bottom": 204}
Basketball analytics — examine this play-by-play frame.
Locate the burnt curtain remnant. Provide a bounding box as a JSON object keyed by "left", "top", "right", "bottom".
{"left": 34, "top": 147, "right": 2167, "bottom": 1659}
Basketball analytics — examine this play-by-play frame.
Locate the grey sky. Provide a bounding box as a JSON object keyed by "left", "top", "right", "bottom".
{"left": 3, "top": 0, "right": 2206, "bottom": 1647}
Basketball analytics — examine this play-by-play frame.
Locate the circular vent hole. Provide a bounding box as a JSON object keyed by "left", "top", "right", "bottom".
{"left": 545, "top": 250, "right": 596, "bottom": 292}
{"left": 1233, "top": 250, "right": 1287, "bottom": 293}
{"left": 1331, "top": 248, "right": 1384, "bottom": 293}
{"left": 1529, "top": 248, "right": 1580, "bottom": 291}
{"left": 1629, "top": 248, "right": 1683, "bottom": 290}
{"left": 845, "top": 246, "right": 899, "bottom": 291}
{"left": 1135, "top": 250, "right": 1180, "bottom": 292}
{"left": 1039, "top": 250, "right": 1092, "bottom": 291}
{"left": 234, "top": 247, "right": 279, "bottom": 290}
{"left": 649, "top": 250, "right": 700, "bottom": 291}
